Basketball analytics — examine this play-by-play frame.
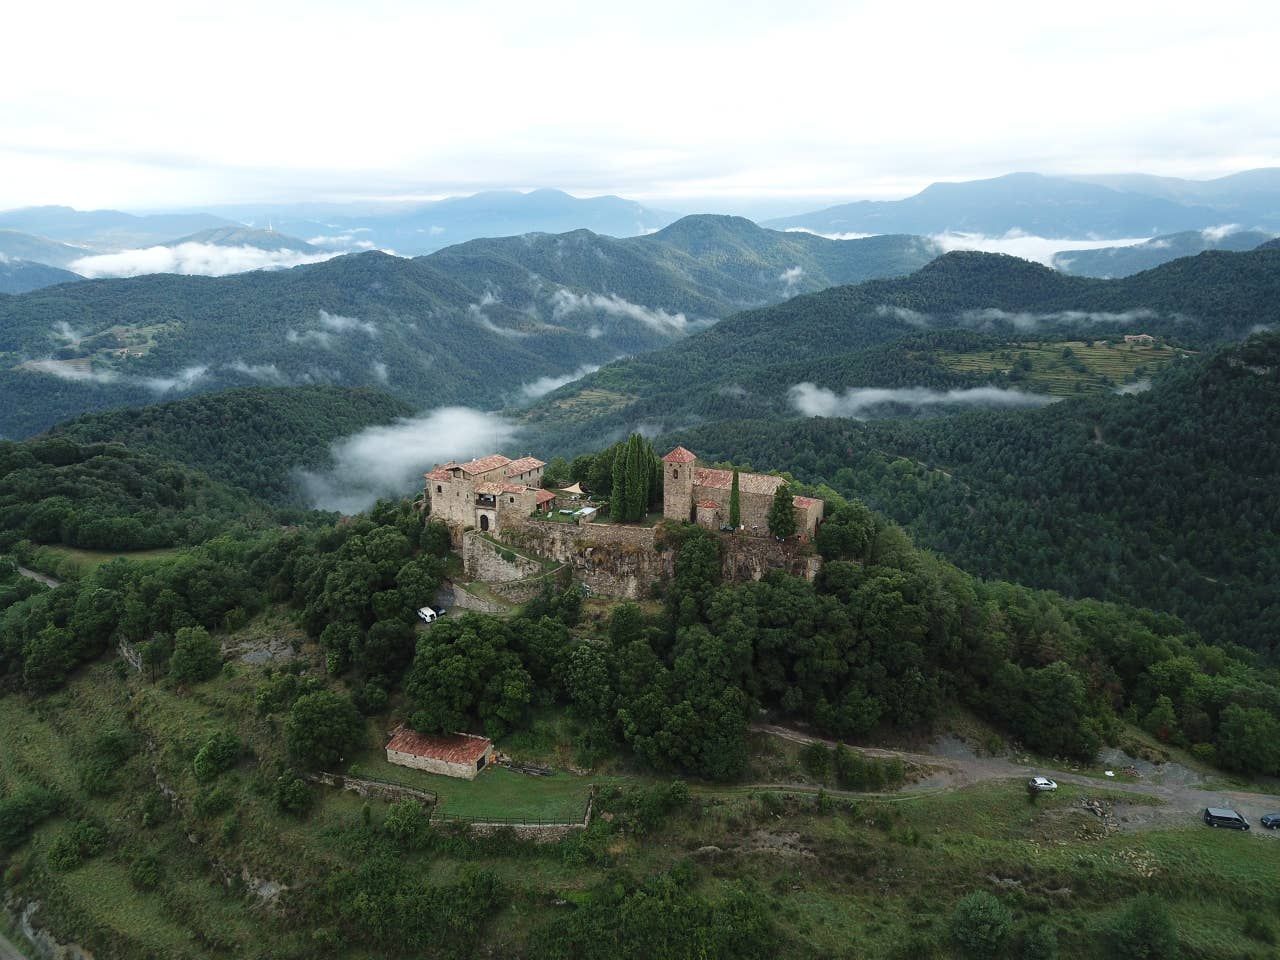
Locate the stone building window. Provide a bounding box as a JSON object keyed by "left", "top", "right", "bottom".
{"left": 436, "top": 485, "right": 442, "bottom": 493}
{"left": 673, "top": 469, "right": 679, "bottom": 479}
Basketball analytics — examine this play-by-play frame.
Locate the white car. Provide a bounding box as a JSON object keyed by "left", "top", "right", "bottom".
{"left": 1028, "top": 776, "right": 1058, "bottom": 792}
{"left": 416, "top": 606, "right": 439, "bottom": 624}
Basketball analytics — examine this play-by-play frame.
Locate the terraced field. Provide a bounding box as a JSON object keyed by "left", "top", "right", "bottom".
{"left": 938, "top": 339, "right": 1187, "bottom": 396}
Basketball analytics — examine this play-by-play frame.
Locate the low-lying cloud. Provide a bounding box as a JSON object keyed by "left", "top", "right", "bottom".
{"left": 875, "top": 304, "right": 931, "bottom": 327}
{"left": 519, "top": 363, "right": 601, "bottom": 400}
{"left": 959, "top": 307, "right": 1157, "bottom": 332}
{"left": 779, "top": 266, "right": 804, "bottom": 292}
{"left": 70, "top": 242, "right": 338, "bottom": 278}
{"left": 550, "top": 289, "right": 688, "bottom": 333}
{"left": 1202, "top": 224, "right": 1243, "bottom": 243}
{"left": 1115, "top": 379, "right": 1152, "bottom": 395}
{"left": 23, "top": 359, "right": 209, "bottom": 393}
{"left": 929, "top": 230, "right": 1149, "bottom": 266}
{"left": 317, "top": 310, "right": 377, "bottom": 336}
{"left": 789, "top": 383, "right": 1059, "bottom": 419}
{"left": 298, "top": 407, "right": 520, "bottom": 514}
{"left": 229, "top": 361, "right": 289, "bottom": 385}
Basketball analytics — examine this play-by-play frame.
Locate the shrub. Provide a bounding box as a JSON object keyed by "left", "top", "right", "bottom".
{"left": 1110, "top": 896, "right": 1178, "bottom": 959}
{"left": 130, "top": 854, "right": 162, "bottom": 891}
{"left": 169, "top": 625, "right": 221, "bottom": 685}
{"left": 285, "top": 691, "right": 365, "bottom": 770}
{"left": 801, "top": 742, "right": 832, "bottom": 781}
{"left": 1021, "top": 922, "right": 1059, "bottom": 960}
{"left": 0, "top": 785, "right": 60, "bottom": 852}
{"left": 193, "top": 731, "right": 241, "bottom": 782}
{"left": 273, "top": 771, "right": 313, "bottom": 816}
{"left": 950, "top": 891, "right": 1012, "bottom": 958}
{"left": 47, "top": 819, "right": 108, "bottom": 871}
{"left": 1243, "top": 912, "right": 1275, "bottom": 944}
{"left": 384, "top": 799, "right": 431, "bottom": 849}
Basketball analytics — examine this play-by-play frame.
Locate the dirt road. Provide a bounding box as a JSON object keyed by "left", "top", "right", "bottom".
{"left": 752, "top": 723, "right": 1280, "bottom": 835}
{"left": 15, "top": 566, "right": 59, "bottom": 589}
{"left": 0, "top": 930, "right": 30, "bottom": 960}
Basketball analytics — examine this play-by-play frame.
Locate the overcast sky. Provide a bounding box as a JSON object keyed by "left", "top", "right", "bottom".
{"left": 3, "top": 0, "right": 1278, "bottom": 212}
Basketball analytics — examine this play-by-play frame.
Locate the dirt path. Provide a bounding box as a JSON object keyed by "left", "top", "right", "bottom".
{"left": 15, "top": 566, "right": 60, "bottom": 589}
{"left": 751, "top": 723, "right": 1280, "bottom": 836}
{"left": 0, "top": 930, "right": 30, "bottom": 960}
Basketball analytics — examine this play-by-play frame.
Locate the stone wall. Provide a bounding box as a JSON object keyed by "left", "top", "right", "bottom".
{"left": 307, "top": 772, "right": 437, "bottom": 805}
{"left": 386, "top": 746, "right": 488, "bottom": 781}
{"left": 450, "top": 583, "right": 514, "bottom": 615}
{"left": 463, "top": 532, "right": 545, "bottom": 583}
{"left": 502, "top": 518, "right": 673, "bottom": 599}
{"left": 499, "top": 518, "right": 820, "bottom": 598}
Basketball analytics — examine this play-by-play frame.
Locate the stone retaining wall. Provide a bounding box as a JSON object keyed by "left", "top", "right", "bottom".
{"left": 307, "top": 772, "right": 436, "bottom": 806}
{"left": 463, "top": 532, "right": 544, "bottom": 583}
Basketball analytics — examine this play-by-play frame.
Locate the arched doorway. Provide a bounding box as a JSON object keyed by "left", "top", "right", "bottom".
{"left": 479, "top": 514, "right": 490, "bottom": 532}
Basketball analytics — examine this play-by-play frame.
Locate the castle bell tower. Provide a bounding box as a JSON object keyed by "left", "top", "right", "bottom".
{"left": 661, "top": 446, "right": 697, "bottom": 522}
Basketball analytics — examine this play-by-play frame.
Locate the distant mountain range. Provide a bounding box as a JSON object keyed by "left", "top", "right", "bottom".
{"left": 0, "top": 215, "right": 936, "bottom": 437}
{"left": 0, "top": 205, "right": 235, "bottom": 249}
{"left": 765, "top": 172, "right": 1242, "bottom": 239}
{"left": 0, "top": 258, "right": 83, "bottom": 295}
{"left": 0, "top": 229, "right": 89, "bottom": 268}
{"left": 520, "top": 245, "right": 1280, "bottom": 453}
{"left": 163, "top": 226, "right": 318, "bottom": 253}
{"left": 1053, "top": 229, "right": 1275, "bottom": 278}
{"left": 217, "top": 189, "right": 678, "bottom": 255}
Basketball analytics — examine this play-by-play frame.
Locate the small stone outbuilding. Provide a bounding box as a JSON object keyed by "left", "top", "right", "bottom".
{"left": 386, "top": 726, "right": 494, "bottom": 780}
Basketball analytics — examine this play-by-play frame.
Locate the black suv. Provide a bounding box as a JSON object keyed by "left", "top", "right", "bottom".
{"left": 1203, "top": 807, "right": 1250, "bottom": 830}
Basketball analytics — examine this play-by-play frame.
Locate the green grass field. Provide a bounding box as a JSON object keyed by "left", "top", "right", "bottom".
{"left": 938, "top": 339, "right": 1184, "bottom": 396}
{"left": 24, "top": 543, "right": 185, "bottom": 578}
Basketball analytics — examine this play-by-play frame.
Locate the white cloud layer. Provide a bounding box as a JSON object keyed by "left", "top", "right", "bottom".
{"left": 959, "top": 307, "right": 1158, "bottom": 331}
{"left": 550, "top": 289, "right": 688, "bottom": 333}
{"left": 518, "top": 363, "right": 601, "bottom": 400}
{"left": 23, "top": 359, "right": 208, "bottom": 393}
{"left": 69, "top": 242, "right": 338, "bottom": 278}
{"left": 298, "top": 407, "right": 520, "bottom": 514}
{"left": 928, "top": 231, "right": 1149, "bottom": 266}
{"left": 317, "top": 309, "right": 378, "bottom": 336}
{"left": 789, "top": 382, "right": 1059, "bottom": 419}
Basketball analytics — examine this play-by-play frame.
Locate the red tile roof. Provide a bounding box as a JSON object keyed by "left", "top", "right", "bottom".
{"left": 506, "top": 456, "right": 545, "bottom": 474}
{"left": 475, "top": 480, "right": 531, "bottom": 495}
{"left": 662, "top": 446, "right": 697, "bottom": 464}
{"left": 457, "top": 454, "right": 511, "bottom": 476}
{"left": 425, "top": 468, "right": 452, "bottom": 482}
{"left": 695, "top": 467, "right": 786, "bottom": 496}
{"left": 386, "top": 727, "right": 492, "bottom": 765}
{"left": 695, "top": 499, "right": 720, "bottom": 510}
{"left": 535, "top": 489, "right": 556, "bottom": 504}
{"left": 792, "top": 496, "right": 823, "bottom": 510}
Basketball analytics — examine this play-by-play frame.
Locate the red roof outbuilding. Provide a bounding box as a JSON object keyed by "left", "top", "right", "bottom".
{"left": 386, "top": 727, "right": 492, "bottom": 765}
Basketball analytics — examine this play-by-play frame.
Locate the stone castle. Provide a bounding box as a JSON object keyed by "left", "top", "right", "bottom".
{"left": 426, "top": 446, "right": 822, "bottom": 544}
{"left": 425, "top": 453, "right": 555, "bottom": 544}
{"left": 424, "top": 446, "right": 825, "bottom": 602}
{"left": 660, "top": 446, "right": 823, "bottom": 539}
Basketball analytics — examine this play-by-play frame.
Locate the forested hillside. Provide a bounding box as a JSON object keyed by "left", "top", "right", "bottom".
{"left": 48, "top": 386, "right": 412, "bottom": 503}
{"left": 2, "top": 438, "right": 1280, "bottom": 958}
{"left": 0, "top": 436, "right": 268, "bottom": 552}
{"left": 523, "top": 247, "right": 1280, "bottom": 453}
{"left": 667, "top": 334, "right": 1280, "bottom": 654}
{"left": 0, "top": 259, "right": 82, "bottom": 294}
{"left": 0, "top": 216, "right": 938, "bottom": 438}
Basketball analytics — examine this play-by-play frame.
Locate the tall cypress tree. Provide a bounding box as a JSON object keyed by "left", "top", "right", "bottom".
{"left": 767, "top": 482, "right": 796, "bottom": 539}
{"left": 609, "top": 445, "right": 625, "bottom": 521}
{"left": 729, "top": 470, "right": 741, "bottom": 529}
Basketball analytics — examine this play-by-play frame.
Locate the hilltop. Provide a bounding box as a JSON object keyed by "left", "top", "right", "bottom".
{"left": 162, "top": 226, "right": 318, "bottom": 254}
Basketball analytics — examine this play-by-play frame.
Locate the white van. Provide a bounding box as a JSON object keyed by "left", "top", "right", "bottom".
{"left": 416, "top": 606, "right": 438, "bottom": 624}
